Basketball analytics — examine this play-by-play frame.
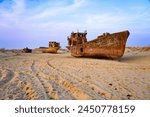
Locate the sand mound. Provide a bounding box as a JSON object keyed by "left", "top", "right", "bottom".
{"left": 126, "top": 46, "right": 150, "bottom": 52}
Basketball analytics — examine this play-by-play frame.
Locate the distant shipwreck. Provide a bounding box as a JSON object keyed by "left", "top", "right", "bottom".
{"left": 41, "top": 41, "right": 60, "bottom": 53}
{"left": 22, "top": 47, "right": 32, "bottom": 53}
{"left": 67, "top": 30, "right": 130, "bottom": 59}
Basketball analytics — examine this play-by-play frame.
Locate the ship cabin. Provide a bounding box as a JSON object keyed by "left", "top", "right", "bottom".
{"left": 67, "top": 31, "right": 87, "bottom": 47}
{"left": 49, "top": 41, "right": 60, "bottom": 48}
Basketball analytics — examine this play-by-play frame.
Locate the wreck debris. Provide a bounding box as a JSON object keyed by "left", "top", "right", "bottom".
{"left": 67, "top": 30, "right": 130, "bottom": 59}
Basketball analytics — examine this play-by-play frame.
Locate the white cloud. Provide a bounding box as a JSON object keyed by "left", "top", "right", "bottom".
{"left": 0, "top": 0, "right": 150, "bottom": 48}
{"left": 12, "top": 0, "right": 25, "bottom": 15}
{"left": 0, "top": 0, "right": 88, "bottom": 31}
{"left": 0, "top": 0, "right": 90, "bottom": 47}
{"left": 27, "top": 0, "right": 87, "bottom": 20}
{"left": 84, "top": 6, "right": 150, "bottom": 33}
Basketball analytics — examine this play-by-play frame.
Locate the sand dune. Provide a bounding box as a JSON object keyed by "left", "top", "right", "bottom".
{"left": 0, "top": 47, "right": 150, "bottom": 100}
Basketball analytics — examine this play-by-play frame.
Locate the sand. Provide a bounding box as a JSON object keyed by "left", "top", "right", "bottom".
{"left": 0, "top": 47, "right": 150, "bottom": 100}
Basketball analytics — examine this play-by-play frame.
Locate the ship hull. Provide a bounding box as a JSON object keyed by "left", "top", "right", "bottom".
{"left": 41, "top": 47, "right": 59, "bottom": 53}
{"left": 70, "top": 31, "right": 129, "bottom": 59}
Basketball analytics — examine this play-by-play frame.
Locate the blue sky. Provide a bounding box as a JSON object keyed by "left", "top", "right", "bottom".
{"left": 0, "top": 0, "right": 150, "bottom": 49}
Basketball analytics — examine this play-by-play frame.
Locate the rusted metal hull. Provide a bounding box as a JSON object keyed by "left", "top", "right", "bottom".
{"left": 69, "top": 30, "right": 130, "bottom": 59}
{"left": 40, "top": 41, "right": 60, "bottom": 53}
{"left": 41, "top": 47, "right": 59, "bottom": 53}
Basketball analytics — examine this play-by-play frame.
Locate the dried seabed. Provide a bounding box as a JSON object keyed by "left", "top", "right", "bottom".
{"left": 0, "top": 47, "right": 150, "bottom": 100}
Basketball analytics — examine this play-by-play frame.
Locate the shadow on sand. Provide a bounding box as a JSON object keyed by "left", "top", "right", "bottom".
{"left": 120, "top": 55, "right": 148, "bottom": 62}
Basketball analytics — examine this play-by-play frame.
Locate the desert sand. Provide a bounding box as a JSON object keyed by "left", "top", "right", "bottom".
{"left": 0, "top": 47, "right": 150, "bottom": 100}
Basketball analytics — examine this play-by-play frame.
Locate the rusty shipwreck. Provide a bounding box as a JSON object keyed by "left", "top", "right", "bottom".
{"left": 67, "top": 30, "right": 130, "bottom": 59}
{"left": 41, "top": 41, "right": 60, "bottom": 53}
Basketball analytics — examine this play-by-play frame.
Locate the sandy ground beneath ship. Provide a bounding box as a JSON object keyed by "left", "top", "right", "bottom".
{"left": 0, "top": 47, "right": 150, "bottom": 100}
